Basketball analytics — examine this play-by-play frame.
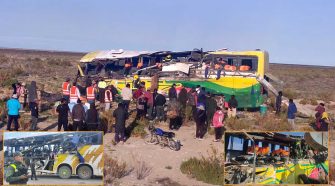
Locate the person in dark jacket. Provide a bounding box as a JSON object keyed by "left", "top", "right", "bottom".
{"left": 155, "top": 91, "right": 166, "bottom": 121}
{"left": 28, "top": 81, "right": 38, "bottom": 105}
{"left": 205, "top": 92, "right": 217, "bottom": 126}
{"left": 197, "top": 87, "right": 206, "bottom": 105}
{"left": 194, "top": 104, "right": 207, "bottom": 140}
{"left": 72, "top": 99, "right": 86, "bottom": 131}
{"left": 275, "top": 91, "right": 283, "bottom": 115}
{"left": 113, "top": 103, "right": 128, "bottom": 144}
{"left": 29, "top": 99, "right": 39, "bottom": 131}
{"left": 168, "top": 84, "right": 177, "bottom": 101}
{"left": 186, "top": 89, "right": 197, "bottom": 122}
{"left": 110, "top": 85, "right": 119, "bottom": 101}
{"left": 178, "top": 86, "right": 188, "bottom": 118}
{"left": 56, "top": 98, "right": 70, "bottom": 131}
{"left": 136, "top": 95, "right": 147, "bottom": 120}
{"left": 287, "top": 99, "right": 297, "bottom": 130}
{"left": 85, "top": 103, "right": 100, "bottom": 131}
{"left": 228, "top": 95, "right": 238, "bottom": 118}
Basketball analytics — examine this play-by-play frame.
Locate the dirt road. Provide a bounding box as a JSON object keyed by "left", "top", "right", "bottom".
{"left": 104, "top": 123, "right": 223, "bottom": 186}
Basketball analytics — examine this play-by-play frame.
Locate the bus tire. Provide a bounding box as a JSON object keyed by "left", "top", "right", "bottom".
{"left": 58, "top": 165, "right": 72, "bottom": 179}
{"left": 77, "top": 165, "right": 93, "bottom": 179}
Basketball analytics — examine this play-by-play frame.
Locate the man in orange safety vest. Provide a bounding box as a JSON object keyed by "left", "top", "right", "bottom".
{"left": 69, "top": 82, "right": 81, "bottom": 103}
{"left": 62, "top": 78, "right": 71, "bottom": 102}
{"left": 86, "top": 83, "right": 96, "bottom": 104}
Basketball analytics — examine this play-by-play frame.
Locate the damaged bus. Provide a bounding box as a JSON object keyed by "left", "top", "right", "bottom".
{"left": 78, "top": 49, "right": 275, "bottom": 108}
{"left": 224, "top": 132, "right": 328, "bottom": 184}
{"left": 4, "top": 132, "right": 103, "bottom": 180}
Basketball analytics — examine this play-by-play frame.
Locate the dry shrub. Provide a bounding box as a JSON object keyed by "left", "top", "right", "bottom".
{"left": 135, "top": 160, "right": 152, "bottom": 180}
{"left": 225, "top": 118, "right": 255, "bottom": 131}
{"left": 104, "top": 156, "right": 133, "bottom": 185}
{"left": 180, "top": 147, "right": 224, "bottom": 185}
{"left": 283, "top": 88, "right": 299, "bottom": 99}
{"left": 299, "top": 98, "right": 309, "bottom": 105}
{"left": 310, "top": 98, "right": 318, "bottom": 106}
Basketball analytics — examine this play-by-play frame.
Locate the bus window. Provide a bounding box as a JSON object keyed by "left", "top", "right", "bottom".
{"left": 240, "top": 58, "right": 258, "bottom": 71}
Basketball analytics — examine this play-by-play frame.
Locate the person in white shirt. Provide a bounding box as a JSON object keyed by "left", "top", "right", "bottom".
{"left": 121, "top": 83, "right": 132, "bottom": 111}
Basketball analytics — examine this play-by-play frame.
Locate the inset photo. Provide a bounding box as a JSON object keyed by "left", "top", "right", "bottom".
{"left": 224, "top": 132, "right": 328, "bottom": 184}
{"left": 3, "top": 132, "right": 103, "bottom": 185}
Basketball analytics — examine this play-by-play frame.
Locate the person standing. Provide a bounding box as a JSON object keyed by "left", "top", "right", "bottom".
{"left": 6, "top": 94, "right": 21, "bottom": 131}
{"left": 56, "top": 98, "right": 70, "bottom": 131}
{"left": 69, "top": 82, "right": 80, "bottom": 103}
{"left": 144, "top": 89, "right": 154, "bottom": 118}
{"left": 62, "top": 78, "right": 71, "bottom": 102}
{"left": 228, "top": 95, "right": 238, "bottom": 118}
{"left": 135, "top": 94, "right": 147, "bottom": 120}
{"left": 275, "top": 91, "right": 283, "bottom": 115}
{"left": 287, "top": 99, "right": 298, "bottom": 130}
{"left": 86, "top": 83, "right": 96, "bottom": 104}
{"left": 121, "top": 83, "right": 132, "bottom": 111}
{"left": 197, "top": 87, "right": 206, "bottom": 105}
{"left": 212, "top": 107, "right": 224, "bottom": 142}
{"left": 113, "top": 103, "right": 128, "bottom": 144}
{"left": 30, "top": 159, "right": 37, "bottom": 180}
{"left": 178, "top": 86, "right": 188, "bottom": 118}
{"left": 5, "top": 152, "right": 29, "bottom": 185}
{"left": 194, "top": 104, "right": 207, "bottom": 140}
{"left": 85, "top": 103, "right": 100, "bottom": 131}
{"left": 98, "top": 78, "right": 107, "bottom": 103}
{"left": 72, "top": 99, "right": 86, "bottom": 131}
{"left": 17, "top": 82, "right": 27, "bottom": 111}
{"left": 168, "top": 84, "right": 177, "bottom": 101}
{"left": 206, "top": 93, "right": 217, "bottom": 126}
{"left": 29, "top": 99, "right": 39, "bottom": 131}
{"left": 315, "top": 103, "right": 325, "bottom": 129}
{"left": 186, "top": 89, "right": 197, "bottom": 122}
{"left": 155, "top": 90, "right": 166, "bottom": 121}
{"left": 104, "top": 86, "right": 113, "bottom": 111}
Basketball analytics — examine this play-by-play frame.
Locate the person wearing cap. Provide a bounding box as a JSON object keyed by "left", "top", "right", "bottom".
{"left": 6, "top": 94, "right": 21, "bottom": 131}
{"left": 168, "top": 84, "right": 177, "bottom": 101}
{"left": 62, "top": 78, "right": 71, "bottom": 102}
{"left": 5, "top": 152, "right": 29, "bottom": 184}
{"left": 194, "top": 103, "right": 207, "bottom": 140}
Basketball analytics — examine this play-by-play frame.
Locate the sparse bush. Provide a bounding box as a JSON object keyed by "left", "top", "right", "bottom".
{"left": 299, "top": 98, "right": 309, "bottom": 105}
{"left": 180, "top": 147, "right": 224, "bottom": 185}
{"left": 225, "top": 118, "right": 255, "bottom": 131}
{"left": 310, "top": 98, "right": 318, "bottom": 106}
{"left": 104, "top": 156, "right": 133, "bottom": 185}
{"left": 283, "top": 88, "right": 299, "bottom": 99}
{"left": 134, "top": 159, "right": 152, "bottom": 180}
{"left": 132, "top": 124, "right": 147, "bottom": 138}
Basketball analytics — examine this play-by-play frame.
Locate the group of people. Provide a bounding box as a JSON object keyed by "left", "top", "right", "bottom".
{"left": 5, "top": 81, "right": 39, "bottom": 131}
{"left": 276, "top": 91, "right": 331, "bottom": 131}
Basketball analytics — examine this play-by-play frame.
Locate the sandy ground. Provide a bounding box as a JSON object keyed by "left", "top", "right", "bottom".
{"left": 4, "top": 175, "right": 103, "bottom": 185}
{"left": 104, "top": 122, "right": 223, "bottom": 186}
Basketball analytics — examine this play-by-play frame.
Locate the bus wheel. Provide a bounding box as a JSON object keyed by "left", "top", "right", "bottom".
{"left": 58, "top": 165, "right": 72, "bottom": 179}
{"left": 78, "top": 165, "right": 93, "bottom": 179}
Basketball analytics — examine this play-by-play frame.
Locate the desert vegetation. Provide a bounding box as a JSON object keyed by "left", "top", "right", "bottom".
{"left": 180, "top": 147, "right": 224, "bottom": 185}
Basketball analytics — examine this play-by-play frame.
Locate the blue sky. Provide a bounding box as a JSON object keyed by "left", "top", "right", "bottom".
{"left": 0, "top": 0, "right": 334, "bottom": 66}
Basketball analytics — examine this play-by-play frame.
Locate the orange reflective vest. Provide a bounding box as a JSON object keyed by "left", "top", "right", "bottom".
{"left": 62, "top": 82, "right": 70, "bottom": 95}
{"left": 86, "top": 86, "right": 95, "bottom": 100}
{"left": 125, "top": 63, "right": 131, "bottom": 68}
{"left": 105, "top": 90, "right": 112, "bottom": 103}
{"left": 70, "top": 86, "right": 79, "bottom": 100}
